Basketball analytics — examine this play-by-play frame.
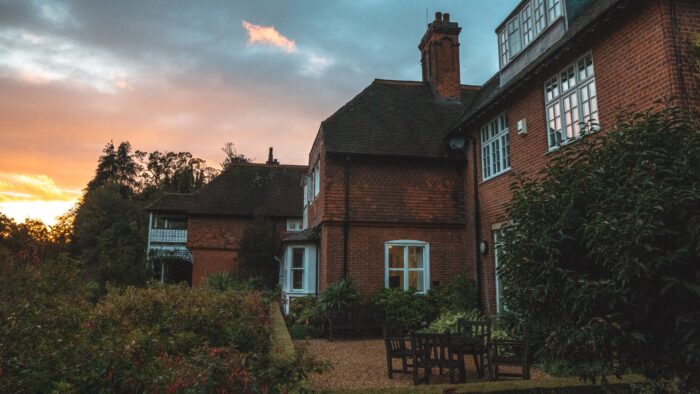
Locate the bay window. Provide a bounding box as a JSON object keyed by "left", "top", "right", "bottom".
{"left": 545, "top": 53, "right": 599, "bottom": 149}
{"left": 481, "top": 114, "right": 510, "bottom": 181}
{"left": 498, "top": 0, "right": 566, "bottom": 67}
{"left": 385, "top": 241, "right": 429, "bottom": 293}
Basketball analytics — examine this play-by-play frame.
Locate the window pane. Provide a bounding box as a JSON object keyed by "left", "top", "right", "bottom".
{"left": 547, "top": 0, "right": 561, "bottom": 21}
{"left": 500, "top": 31, "right": 509, "bottom": 65}
{"left": 388, "top": 270, "right": 403, "bottom": 289}
{"left": 493, "top": 139, "right": 501, "bottom": 173}
{"left": 534, "top": 0, "right": 546, "bottom": 34}
{"left": 292, "top": 269, "right": 303, "bottom": 290}
{"left": 508, "top": 18, "right": 521, "bottom": 55}
{"left": 408, "top": 246, "right": 424, "bottom": 268}
{"left": 548, "top": 102, "right": 562, "bottom": 147}
{"left": 563, "top": 92, "right": 580, "bottom": 140}
{"left": 502, "top": 133, "right": 510, "bottom": 169}
{"left": 388, "top": 245, "right": 404, "bottom": 269}
{"left": 408, "top": 271, "right": 424, "bottom": 292}
{"left": 560, "top": 66, "right": 576, "bottom": 93}
{"left": 580, "top": 80, "right": 598, "bottom": 126}
{"left": 522, "top": 5, "right": 533, "bottom": 45}
{"left": 292, "top": 248, "right": 304, "bottom": 269}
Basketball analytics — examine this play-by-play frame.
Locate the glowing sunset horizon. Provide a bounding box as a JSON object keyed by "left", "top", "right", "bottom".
{"left": 0, "top": 0, "right": 517, "bottom": 226}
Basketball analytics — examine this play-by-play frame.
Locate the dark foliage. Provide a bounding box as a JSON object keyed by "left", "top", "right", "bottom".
{"left": 498, "top": 105, "right": 700, "bottom": 387}
{"left": 238, "top": 214, "right": 281, "bottom": 286}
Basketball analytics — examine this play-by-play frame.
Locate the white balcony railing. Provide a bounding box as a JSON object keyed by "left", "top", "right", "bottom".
{"left": 150, "top": 228, "right": 187, "bottom": 244}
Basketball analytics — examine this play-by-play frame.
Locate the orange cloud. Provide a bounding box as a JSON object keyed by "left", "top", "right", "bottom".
{"left": 0, "top": 173, "right": 79, "bottom": 225}
{"left": 0, "top": 173, "right": 79, "bottom": 202}
{"left": 242, "top": 20, "right": 296, "bottom": 53}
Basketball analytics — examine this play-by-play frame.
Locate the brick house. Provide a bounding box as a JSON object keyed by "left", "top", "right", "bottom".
{"left": 146, "top": 153, "right": 307, "bottom": 286}
{"left": 445, "top": 0, "right": 700, "bottom": 313}
{"left": 147, "top": 0, "right": 699, "bottom": 314}
{"left": 276, "top": 12, "right": 481, "bottom": 310}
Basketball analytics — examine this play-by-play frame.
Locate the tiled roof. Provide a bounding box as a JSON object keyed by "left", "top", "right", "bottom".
{"left": 148, "top": 164, "right": 307, "bottom": 218}
{"left": 452, "top": 0, "right": 624, "bottom": 131}
{"left": 282, "top": 228, "right": 320, "bottom": 243}
{"left": 321, "top": 79, "right": 480, "bottom": 158}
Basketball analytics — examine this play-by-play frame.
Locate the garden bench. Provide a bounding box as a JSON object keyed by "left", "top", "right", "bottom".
{"left": 490, "top": 325, "right": 531, "bottom": 380}
{"left": 327, "top": 304, "right": 384, "bottom": 341}
{"left": 456, "top": 319, "right": 491, "bottom": 379}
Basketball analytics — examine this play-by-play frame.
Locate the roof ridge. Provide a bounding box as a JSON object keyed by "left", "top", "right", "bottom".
{"left": 373, "top": 78, "right": 427, "bottom": 86}
{"left": 222, "top": 162, "right": 307, "bottom": 169}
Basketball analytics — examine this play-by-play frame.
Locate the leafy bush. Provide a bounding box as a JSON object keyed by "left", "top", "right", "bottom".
{"left": 0, "top": 253, "right": 319, "bottom": 392}
{"left": 499, "top": 105, "right": 700, "bottom": 387}
{"left": 208, "top": 271, "right": 233, "bottom": 291}
{"left": 426, "top": 274, "right": 477, "bottom": 314}
{"left": 316, "top": 278, "right": 360, "bottom": 319}
{"left": 427, "top": 309, "right": 483, "bottom": 333}
{"left": 370, "top": 288, "right": 434, "bottom": 328}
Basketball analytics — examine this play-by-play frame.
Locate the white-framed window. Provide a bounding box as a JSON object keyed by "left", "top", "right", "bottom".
{"left": 544, "top": 53, "right": 599, "bottom": 149}
{"left": 286, "top": 218, "right": 303, "bottom": 232}
{"left": 290, "top": 247, "right": 305, "bottom": 291}
{"left": 313, "top": 160, "right": 320, "bottom": 197}
{"left": 481, "top": 114, "right": 510, "bottom": 181}
{"left": 497, "top": 0, "right": 565, "bottom": 67}
{"left": 385, "top": 241, "right": 430, "bottom": 293}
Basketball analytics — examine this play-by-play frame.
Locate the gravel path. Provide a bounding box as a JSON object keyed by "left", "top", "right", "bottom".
{"left": 299, "top": 338, "right": 547, "bottom": 392}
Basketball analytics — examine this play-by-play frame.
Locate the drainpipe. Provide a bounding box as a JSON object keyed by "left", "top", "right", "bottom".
{"left": 469, "top": 136, "right": 483, "bottom": 311}
{"left": 343, "top": 155, "right": 351, "bottom": 279}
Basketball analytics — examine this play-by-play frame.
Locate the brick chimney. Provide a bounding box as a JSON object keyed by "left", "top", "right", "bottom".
{"left": 266, "top": 147, "right": 279, "bottom": 165}
{"left": 419, "top": 12, "right": 462, "bottom": 99}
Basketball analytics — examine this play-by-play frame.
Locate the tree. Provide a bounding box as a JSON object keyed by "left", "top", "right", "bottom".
{"left": 498, "top": 105, "right": 700, "bottom": 387}
{"left": 87, "top": 141, "right": 142, "bottom": 193}
{"left": 238, "top": 214, "right": 280, "bottom": 286}
{"left": 73, "top": 183, "right": 147, "bottom": 286}
{"left": 220, "top": 142, "right": 251, "bottom": 170}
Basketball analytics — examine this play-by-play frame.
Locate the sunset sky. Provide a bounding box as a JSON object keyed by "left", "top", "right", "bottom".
{"left": 0, "top": 0, "right": 519, "bottom": 225}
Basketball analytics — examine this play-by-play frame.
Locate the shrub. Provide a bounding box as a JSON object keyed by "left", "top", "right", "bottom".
{"left": 207, "top": 271, "right": 233, "bottom": 291}
{"left": 0, "top": 254, "right": 320, "bottom": 392}
{"left": 499, "top": 105, "right": 700, "bottom": 387}
{"left": 427, "top": 309, "right": 483, "bottom": 333}
{"left": 316, "top": 278, "right": 360, "bottom": 319}
{"left": 370, "top": 288, "right": 434, "bottom": 328}
{"left": 426, "top": 274, "right": 477, "bottom": 314}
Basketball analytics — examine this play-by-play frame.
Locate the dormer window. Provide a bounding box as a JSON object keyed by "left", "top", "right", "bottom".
{"left": 498, "top": 0, "right": 565, "bottom": 68}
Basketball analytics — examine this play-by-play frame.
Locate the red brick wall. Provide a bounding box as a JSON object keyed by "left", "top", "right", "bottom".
{"left": 315, "top": 154, "right": 466, "bottom": 225}
{"left": 319, "top": 223, "right": 468, "bottom": 297}
{"left": 186, "top": 216, "right": 289, "bottom": 285}
{"left": 313, "top": 154, "right": 468, "bottom": 295}
{"left": 465, "top": 0, "right": 697, "bottom": 313}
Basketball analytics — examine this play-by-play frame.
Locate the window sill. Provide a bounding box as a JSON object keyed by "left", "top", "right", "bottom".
{"left": 480, "top": 168, "right": 512, "bottom": 184}
{"left": 544, "top": 128, "right": 601, "bottom": 156}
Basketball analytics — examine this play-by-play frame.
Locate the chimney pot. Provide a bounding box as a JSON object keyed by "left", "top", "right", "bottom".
{"left": 419, "top": 10, "right": 461, "bottom": 99}
{"left": 266, "top": 147, "right": 279, "bottom": 165}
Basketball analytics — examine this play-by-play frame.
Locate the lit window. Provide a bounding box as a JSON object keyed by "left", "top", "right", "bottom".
{"left": 385, "top": 241, "right": 429, "bottom": 293}
{"left": 481, "top": 114, "right": 510, "bottom": 181}
{"left": 545, "top": 53, "right": 599, "bottom": 150}
{"left": 291, "top": 248, "right": 305, "bottom": 291}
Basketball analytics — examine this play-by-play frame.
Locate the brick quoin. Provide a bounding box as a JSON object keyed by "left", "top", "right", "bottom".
{"left": 462, "top": 0, "right": 700, "bottom": 314}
